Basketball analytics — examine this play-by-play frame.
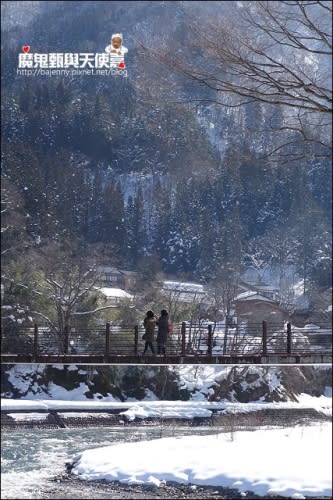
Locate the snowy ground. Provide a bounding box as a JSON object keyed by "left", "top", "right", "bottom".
{"left": 2, "top": 391, "right": 332, "bottom": 421}
{"left": 69, "top": 423, "right": 332, "bottom": 499}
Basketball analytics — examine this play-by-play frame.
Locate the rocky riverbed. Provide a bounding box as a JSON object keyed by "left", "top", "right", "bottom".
{"left": 2, "top": 407, "right": 330, "bottom": 431}
{"left": 44, "top": 473, "right": 278, "bottom": 499}
{"left": 42, "top": 473, "right": 333, "bottom": 500}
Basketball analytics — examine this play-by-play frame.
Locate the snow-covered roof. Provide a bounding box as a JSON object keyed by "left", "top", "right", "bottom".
{"left": 120, "top": 270, "right": 138, "bottom": 276}
{"left": 252, "top": 284, "right": 277, "bottom": 291}
{"left": 162, "top": 281, "right": 205, "bottom": 293}
{"left": 235, "top": 291, "right": 274, "bottom": 303}
{"left": 160, "top": 281, "right": 207, "bottom": 303}
{"left": 98, "top": 288, "right": 133, "bottom": 299}
{"left": 239, "top": 281, "right": 278, "bottom": 293}
{"left": 96, "top": 266, "right": 121, "bottom": 274}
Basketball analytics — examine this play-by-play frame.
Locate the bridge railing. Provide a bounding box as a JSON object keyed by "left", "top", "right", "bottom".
{"left": 1, "top": 322, "right": 332, "bottom": 358}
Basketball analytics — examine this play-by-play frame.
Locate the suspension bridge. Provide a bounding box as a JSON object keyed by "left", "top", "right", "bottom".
{"left": 1, "top": 321, "right": 332, "bottom": 365}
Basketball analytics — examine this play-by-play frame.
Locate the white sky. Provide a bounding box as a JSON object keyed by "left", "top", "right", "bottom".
{"left": 70, "top": 423, "right": 332, "bottom": 499}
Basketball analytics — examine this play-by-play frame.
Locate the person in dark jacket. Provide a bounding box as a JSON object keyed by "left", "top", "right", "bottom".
{"left": 142, "top": 310, "right": 157, "bottom": 355}
{"left": 156, "top": 309, "right": 169, "bottom": 355}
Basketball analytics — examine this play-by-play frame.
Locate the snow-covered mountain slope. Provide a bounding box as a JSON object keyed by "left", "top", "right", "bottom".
{"left": 2, "top": 364, "right": 332, "bottom": 404}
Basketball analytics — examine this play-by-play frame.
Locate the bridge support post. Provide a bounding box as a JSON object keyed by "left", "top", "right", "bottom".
{"left": 64, "top": 326, "right": 69, "bottom": 355}
{"left": 262, "top": 321, "right": 267, "bottom": 356}
{"left": 33, "top": 324, "right": 38, "bottom": 361}
{"left": 134, "top": 325, "right": 139, "bottom": 355}
{"left": 287, "top": 322, "right": 292, "bottom": 354}
{"left": 181, "top": 322, "right": 186, "bottom": 356}
{"left": 105, "top": 322, "right": 110, "bottom": 358}
{"left": 207, "top": 324, "right": 213, "bottom": 356}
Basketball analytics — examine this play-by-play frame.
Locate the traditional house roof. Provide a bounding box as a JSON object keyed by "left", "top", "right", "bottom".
{"left": 162, "top": 281, "right": 205, "bottom": 293}
{"left": 234, "top": 291, "right": 275, "bottom": 303}
{"left": 238, "top": 280, "right": 279, "bottom": 300}
{"left": 96, "top": 266, "right": 122, "bottom": 275}
{"left": 98, "top": 287, "right": 134, "bottom": 300}
{"left": 160, "top": 281, "right": 208, "bottom": 304}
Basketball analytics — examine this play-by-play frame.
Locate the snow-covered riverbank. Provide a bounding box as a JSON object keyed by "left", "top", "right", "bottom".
{"left": 2, "top": 391, "right": 332, "bottom": 420}
{"left": 2, "top": 378, "right": 332, "bottom": 498}
{"left": 69, "top": 423, "right": 332, "bottom": 499}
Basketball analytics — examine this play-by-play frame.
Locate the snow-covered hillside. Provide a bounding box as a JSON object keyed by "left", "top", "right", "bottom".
{"left": 2, "top": 364, "right": 332, "bottom": 405}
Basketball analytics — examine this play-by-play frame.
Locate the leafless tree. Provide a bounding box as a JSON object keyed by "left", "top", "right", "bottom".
{"left": 139, "top": 1, "right": 332, "bottom": 159}
{"left": 243, "top": 239, "right": 271, "bottom": 285}
{"left": 29, "top": 265, "right": 105, "bottom": 332}
{"left": 2, "top": 250, "right": 119, "bottom": 351}
{"left": 208, "top": 265, "right": 240, "bottom": 354}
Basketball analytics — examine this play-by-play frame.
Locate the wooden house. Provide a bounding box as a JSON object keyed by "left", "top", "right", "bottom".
{"left": 234, "top": 291, "right": 289, "bottom": 327}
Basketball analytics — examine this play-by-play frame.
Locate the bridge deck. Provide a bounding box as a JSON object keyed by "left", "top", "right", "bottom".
{"left": 1, "top": 353, "right": 332, "bottom": 365}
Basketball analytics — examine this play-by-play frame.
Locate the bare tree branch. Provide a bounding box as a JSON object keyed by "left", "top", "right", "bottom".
{"left": 138, "top": 1, "right": 331, "bottom": 158}
{"left": 72, "top": 305, "right": 119, "bottom": 316}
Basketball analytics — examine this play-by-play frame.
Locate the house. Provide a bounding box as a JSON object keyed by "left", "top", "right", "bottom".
{"left": 238, "top": 280, "right": 279, "bottom": 301}
{"left": 234, "top": 291, "right": 289, "bottom": 327}
{"left": 98, "top": 287, "right": 134, "bottom": 307}
{"left": 97, "top": 267, "right": 123, "bottom": 287}
{"left": 120, "top": 270, "right": 139, "bottom": 291}
{"left": 96, "top": 267, "right": 139, "bottom": 291}
{"left": 160, "top": 281, "right": 209, "bottom": 304}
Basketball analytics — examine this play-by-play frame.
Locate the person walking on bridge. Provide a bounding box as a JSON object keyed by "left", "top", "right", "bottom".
{"left": 156, "top": 309, "right": 170, "bottom": 356}
{"left": 142, "top": 310, "right": 157, "bottom": 355}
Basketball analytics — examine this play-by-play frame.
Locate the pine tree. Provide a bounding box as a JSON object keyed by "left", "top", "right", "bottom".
{"left": 152, "top": 181, "right": 173, "bottom": 271}
{"left": 100, "top": 179, "right": 127, "bottom": 259}
{"left": 126, "top": 187, "right": 146, "bottom": 267}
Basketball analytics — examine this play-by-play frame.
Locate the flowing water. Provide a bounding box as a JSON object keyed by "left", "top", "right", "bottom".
{"left": 1, "top": 425, "right": 222, "bottom": 499}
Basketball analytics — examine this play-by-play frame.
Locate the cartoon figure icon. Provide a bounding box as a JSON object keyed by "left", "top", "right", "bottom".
{"left": 105, "top": 33, "right": 128, "bottom": 68}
